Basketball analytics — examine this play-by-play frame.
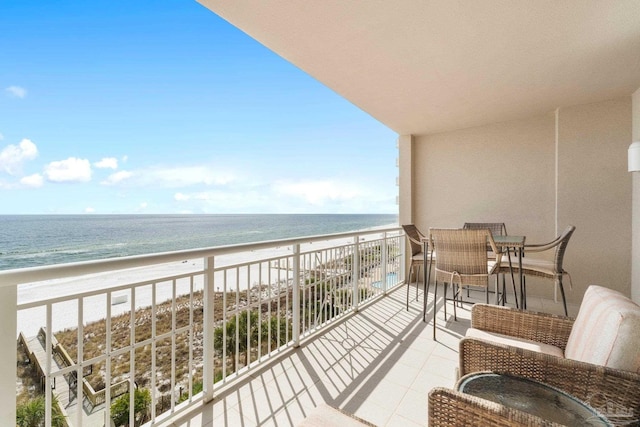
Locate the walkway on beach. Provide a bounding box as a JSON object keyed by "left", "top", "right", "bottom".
{"left": 23, "top": 332, "right": 108, "bottom": 427}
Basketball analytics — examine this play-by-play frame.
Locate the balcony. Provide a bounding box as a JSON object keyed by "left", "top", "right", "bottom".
{"left": 6, "top": 227, "right": 414, "bottom": 426}
{"left": 162, "top": 283, "right": 577, "bottom": 427}
{"left": 5, "top": 227, "right": 581, "bottom": 427}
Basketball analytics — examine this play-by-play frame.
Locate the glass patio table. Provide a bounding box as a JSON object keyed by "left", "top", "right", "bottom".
{"left": 456, "top": 372, "right": 612, "bottom": 426}
{"left": 420, "top": 234, "right": 526, "bottom": 316}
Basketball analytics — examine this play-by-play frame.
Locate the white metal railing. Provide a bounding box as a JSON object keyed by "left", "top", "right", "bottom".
{"left": 5, "top": 227, "right": 404, "bottom": 427}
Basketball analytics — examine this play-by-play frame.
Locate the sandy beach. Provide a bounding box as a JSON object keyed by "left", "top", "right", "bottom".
{"left": 16, "top": 234, "right": 378, "bottom": 337}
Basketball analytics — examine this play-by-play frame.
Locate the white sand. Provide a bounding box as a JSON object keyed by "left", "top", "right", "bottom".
{"left": 17, "top": 233, "right": 385, "bottom": 338}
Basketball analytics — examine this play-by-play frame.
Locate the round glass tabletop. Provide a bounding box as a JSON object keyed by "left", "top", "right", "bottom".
{"left": 457, "top": 373, "right": 612, "bottom": 426}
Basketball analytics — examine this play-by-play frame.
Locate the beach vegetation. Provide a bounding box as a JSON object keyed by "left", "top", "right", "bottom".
{"left": 213, "top": 310, "right": 262, "bottom": 371}
{"left": 110, "top": 388, "right": 151, "bottom": 427}
{"left": 177, "top": 380, "right": 204, "bottom": 403}
{"left": 16, "top": 394, "right": 66, "bottom": 427}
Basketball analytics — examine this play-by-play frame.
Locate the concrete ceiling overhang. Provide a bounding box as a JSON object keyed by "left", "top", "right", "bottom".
{"left": 197, "top": 1, "right": 640, "bottom": 136}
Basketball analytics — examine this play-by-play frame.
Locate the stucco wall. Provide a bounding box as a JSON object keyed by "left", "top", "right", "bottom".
{"left": 632, "top": 88, "right": 640, "bottom": 303}
{"left": 557, "top": 99, "right": 632, "bottom": 299}
{"left": 406, "top": 97, "right": 632, "bottom": 304}
{"left": 413, "top": 113, "right": 556, "bottom": 243}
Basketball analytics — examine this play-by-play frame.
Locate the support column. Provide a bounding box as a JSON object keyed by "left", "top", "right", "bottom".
{"left": 398, "top": 134, "right": 414, "bottom": 225}
{"left": 398, "top": 134, "right": 415, "bottom": 285}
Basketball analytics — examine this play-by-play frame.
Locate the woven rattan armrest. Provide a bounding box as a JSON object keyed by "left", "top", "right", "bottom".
{"left": 428, "top": 387, "right": 562, "bottom": 426}
{"left": 459, "top": 338, "right": 640, "bottom": 425}
{"left": 470, "top": 304, "right": 574, "bottom": 350}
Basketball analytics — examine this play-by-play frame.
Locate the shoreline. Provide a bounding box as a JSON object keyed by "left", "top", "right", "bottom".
{"left": 17, "top": 230, "right": 394, "bottom": 337}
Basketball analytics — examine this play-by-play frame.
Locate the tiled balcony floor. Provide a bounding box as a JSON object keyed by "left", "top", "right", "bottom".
{"left": 162, "top": 283, "right": 579, "bottom": 427}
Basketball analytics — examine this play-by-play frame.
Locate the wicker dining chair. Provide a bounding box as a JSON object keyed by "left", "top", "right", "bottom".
{"left": 498, "top": 225, "right": 575, "bottom": 316}
{"left": 462, "top": 222, "right": 507, "bottom": 251}
{"left": 427, "top": 228, "right": 501, "bottom": 339}
{"left": 462, "top": 223, "right": 512, "bottom": 302}
{"left": 402, "top": 224, "right": 431, "bottom": 310}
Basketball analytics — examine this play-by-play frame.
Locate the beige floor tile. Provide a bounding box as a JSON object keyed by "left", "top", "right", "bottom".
{"left": 342, "top": 395, "right": 393, "bottom": 427}
{"left": 385, "top": 413, "right": 424, "bottom": 427}
{"left": 166, "top": 285, "right": 574, "bottom": 427}
{"left": 409, "top": 368, "right": 454, "bottom": 395}
{"left": 359, "top": 378, "right": 409, "bottom": 410}
{"left": 393, "top": 390, "right": 429, "bottom": 425}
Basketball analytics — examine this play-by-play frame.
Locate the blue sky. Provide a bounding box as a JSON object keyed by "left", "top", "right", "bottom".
{"left": 0, "top": 1, "right": 398, "bottom": 215}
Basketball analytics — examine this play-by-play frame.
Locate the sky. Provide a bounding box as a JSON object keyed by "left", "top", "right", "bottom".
{"left": 0, "top": 1, "right": 398, "bottom": 215}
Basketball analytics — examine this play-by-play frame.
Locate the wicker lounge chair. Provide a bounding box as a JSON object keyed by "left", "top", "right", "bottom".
{"left": 427, "top": 228, "right": 501, "bottom": 339}
{"left": 458, "top": 285, "right": 640, "bottom": 426}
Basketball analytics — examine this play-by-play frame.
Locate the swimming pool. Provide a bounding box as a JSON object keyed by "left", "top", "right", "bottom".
{"left": 371, "top": 272, "right": 399, "bottom": 289}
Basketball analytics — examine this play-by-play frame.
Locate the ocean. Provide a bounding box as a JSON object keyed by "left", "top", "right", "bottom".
{"left": 0, "top": 214, "right": 398, "bottom": 271}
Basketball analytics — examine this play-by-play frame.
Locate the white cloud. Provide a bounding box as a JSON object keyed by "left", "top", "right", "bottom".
{"left": 85, "top": 207, "right": 95, "bottom": 213}
{"left": 104, "top": 165, "right": 235, "bottom": 188}
{"left": 170, "top": 177, "right": 368, "bottom": 213}
{"left": 0, "top": 133, "right": 4, "bottom": 140}
{"left": 173, "top": 189, "right": 268, "bottom": 212}
{"left": 44, "top": 157, "right": 92, "bottom": 182}
{"left": 122, "top": 155, "right": 128, "bottom": 163}
{"left": 272, "top": 179, "right": 358, "bottom": 205}
{"left": 94, "top": 157, "right": 118, "bottom": 169}
{"left": 146, "top": 166, "right": 235, "bottom": 187}
{"left": 0, "top": 138, "right": 38, "bottom": 175}
{"left": 20, "top": 173, "right": 44, "bottom": 188}
{"left": 101, "top": 170, "right": 133, "bottom": 185}
{"left": 5, "top": 86, "right": 26, "bottom": 98}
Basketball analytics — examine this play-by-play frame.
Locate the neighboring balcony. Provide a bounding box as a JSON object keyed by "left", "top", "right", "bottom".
{"left": 7, "top": 227, "right": 418, "bottom": 427}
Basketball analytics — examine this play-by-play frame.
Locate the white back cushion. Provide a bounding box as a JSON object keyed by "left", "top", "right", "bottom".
{"left": 565, "top": 285, "right": 640, "bottom": 373}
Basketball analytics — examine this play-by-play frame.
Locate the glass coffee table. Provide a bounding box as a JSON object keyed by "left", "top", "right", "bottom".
{"left": 456, "top": 372, "right": 612, "bottom": 426}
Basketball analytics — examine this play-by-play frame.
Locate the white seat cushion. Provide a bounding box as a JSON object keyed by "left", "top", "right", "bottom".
{"left": 412, "top": 252, "right": 435, "bottom": 262}
{"left": 465, "top": 327, "right": 564, "bottom": 358}
{"left": 499, "top": 255, "right": 555, "bottom": 275}
{"left": 565, "top": 285, "right": 640, "bottom": 373}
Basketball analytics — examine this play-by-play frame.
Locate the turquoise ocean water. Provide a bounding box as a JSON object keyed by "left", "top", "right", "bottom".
{"left": 0, "top": 214, "right": 398, "bottom": 271}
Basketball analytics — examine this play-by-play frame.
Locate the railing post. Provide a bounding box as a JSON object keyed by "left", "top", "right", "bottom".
{"left": 0, "top": 284, "right": 17, "bottom": 425}
{"left": 353, "top": 237, "right": 360, "bottom": 312}
{"left": 292, "top": 244, "right": 301, "bottom": 347}
{"left": 203, "top": 256, "right": 215, "bottom": 403}
{"left": 382, "top": 232, "right": 388, "bottom": 295}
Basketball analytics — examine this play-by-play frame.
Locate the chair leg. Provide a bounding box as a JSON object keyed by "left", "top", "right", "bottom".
{"left": 406, "top": 265, "right": 411, "bottom": 311}
{"left": 452, "top": 284, "right": 458, "bottom": 321}
{"left": 443, "top": 282, "right": 448, "bottom": 321}
{"left": 501, "top": 273, "right": 508, "bottom": 305}
{"left": 416, "top": 264, "right": 421, "bottom": 301}
{"left": 431, "top": 280, "right": 438, "bottom": 340}
{"left": 424, "top": 276, "right": 435, "bottom": 323}
{"left": 558, "top": 278, "right": 568, "bottom": 316}
{"left": 510, "top": 273, "right": 518, "bottom": 308}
